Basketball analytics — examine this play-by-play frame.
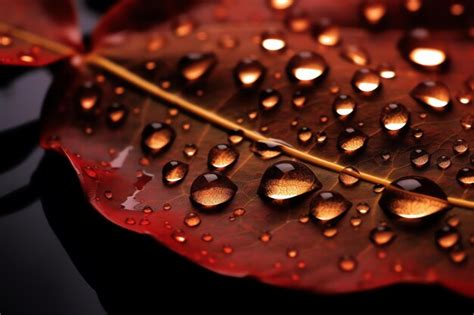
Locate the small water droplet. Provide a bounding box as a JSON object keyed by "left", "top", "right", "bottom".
{"left": 77, "top": 81, "right": 101, "bottom": 112}
{"left": 377, "top": 63, "right": 396, "bottom": 79}
{"left": 319, "top": 115, "right": 329, "bottom": 124}
{"left": 233, "top": 58, "right": 266, "bottom": 89}
{"left": 201, "top": 233, "right": 213, "bottom": 242}
{"left": 298, "top": 214, "right": 310, "bottom": 224}
{"left": 315, "top": 131, "right": 328, "bottom": 145}
{"left": 172, "top": 16, "right": 196, "bottom": 37}
{"left": 449, "top": 245, "right": 467, "bottom": 264}
{"left": 259, "top": 231, "right": 272, "bottom": 243}
{"left": 125, "top": 218, "right": 136, "bottom": 225}
{"left": 337, "top": 127, "right": 369, "bottom": 155}
{"left": 350, "top": 215, "right": 362, "bottom": 227}
{"left": 222, "top": 244, "right": 233, "bottom": 254}
{"left": 361, "top": 0, "right": 387, "bottom": 26}
{"left": 379, "top": 176, "right": 450, "bottom": 219}
{"left": 261, "top": 31, "right": 286, "bottom": 52}
{"left": 436, "top": 155, "right": 451, "bottom": 170}
{"left": 381, "top": 151, "right": 391, "bottom": 162}
{"left": 338, "top": 255, "right": 357, "bottom": 272}
{"left": 412, "top": 128, "right": 424, "bottom": 140}
{"left": 259, "top": 88, "right": 282, "bottom": 110}
{"left": 183, "top": 143, "right": 198, "bottom": 158}
{"left": 410, "top": 149, "right": 430, "bottom": 169}
{"left": 370, "top": 225, "right": 396, "bottom": 246}
{"left": 453, "top": 138, "right": 469, "bottom": 155}
{"left": 218, "top": 34, "right": 239, "bottom": 49}
{"left": 356, "top": 202, "right": 371, "bottom": 214}
{"left": 178, "top": 52, "right": 217, "bottom": 83}
{"left": 446, "top": 215, "right": 460, "bottom": 228}
{"left": 405, "top": 0, "right": 422, "bottom": 12}
{"left": 104, "top": 190, "right": 113, "bottom": 199}
{"left": 141, "top": 122, "right": 175, "bottom": 156}
{"left": 208, "top": 144, "right": 239, "bottom": 171}
{"left": 411, "top": 80, "right": 450, "bottom": 111}
{"left": 287, "top": 248, "right": 298, "bottom": 258}
{"left": 106, "top": 102, "right": 128, "bottom": 128}
{"left": 456, "top": 90, "right": 472, "bottom": 105}
{"left": 0, "top": 33, "right": 12, "bottom": 47}
{"left": 309, "top": 191, "right": 351, "bottom": 222}
{"left": 18, "top": 51, "right": 35, "bottom": 63}
{"left": 250, "top": 139, "right": 287, "bottom": 159}
{"left": 162, "top": 160, "right": 189, "bottom": 185}
{"left": 297, "top": 127, "right": 313, "bottom": 144}
{"left": 163, "top": 203, "right": 172, "bottom": 211}
{"left": 292, "top": 90, "right": 307, "bottom": 109}
{"left": 339, "top": 167, "right": 360, "bottom": 187}
{"left": 435, "top": 225, "right": 460, "bottom": 249}
{"left": 380, "top": 103, "right": 410, "bottom": 136}
{"left": 352, "top": 68, "right": 381, "bottom": 95}
{"left": 184, "top": 212, "right": 201, "bottom": 227}
{"left": 228, "top": 130, "right": 244, "bottom": 145}
{"left": 190, "top": 172, "right": 237, "bottom": 210}
{"left": 456, "top": 167, "right": 474, "bottom": 187}
{"left": 171, "top": 229, "right": 187, "bottom": 243}
{"left": 268, "top": 0, "right": 294, "bottom": 10}
{"left": 341, "top": 44, "right": 370, "bottom": 65}
{"left": 286, "top": 51, "right": 328, "bottom": 84}
{"left": 258, "top": 160, "right": 321, "bottom": 204}
{"left": 323, "top": 226, "right": 338, "bottom": 238}
{"left": 312, "top": 18, "right": 340, "bottom": 46}
{"left": 333, "top": 94, "right": 357, "bottom": 120}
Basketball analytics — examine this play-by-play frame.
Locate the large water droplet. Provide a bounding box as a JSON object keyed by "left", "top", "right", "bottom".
{"left": 411, "top": 80, "right": 450, "bottom": 111}
{"left": 341, "top": 44, "right": 370, "bottom": 65}
{"left": 106, "top": 103, "right": 128, "bottom": 128}
{"left": 77, "top": 81, "right": 101, "bottom": 112}
{"left": 259, "top": 88, "right": 282, "bottom": 111}
{"left": 399, "top": 29, "right": 448, "bottom": 70}
{"left": 141, "top": 122, "right": 176, "bottom": 156}
{"left": 410, "top": 148, "right": 430, "bottom": 169}
{"left": 178, "top": 52, "right": 217, "bottom": 83}
{"left": 233, "top": 58, "right": 266, "bottom": 89}
{"left": 456, "top": 167, "right": 474, "bottom": 187}
{"left": 190, "top": 172, "right": 238, "bottom": 210}
{"left": 208, "top": 144, "right": 239, "bottom": 171}
{"left": 379, "top": 176, "right": 450, "bottom": 220}
{"left": 380, "top": 103, "right": 410, "bottom": 136}
{"left": 261, "top": 31, "right": 287, "bottom": 52}
{"left": 351, "top": 68, "right": 381, "bottom": 95}
{"left": 370, "top": 225, "right": 396, "bottom": 246}
{"left": 333, "top": 94, "right": 357, "bottom": 120}
{"left": 286, "top": 51, "right": 328, "bottom": 85}
{"left": 312, "top": 18, "right": 340, "bottom": 46}
{"left": 162, "top": 160, "right": 189, "bottom": 185}
{"left": 337, "top": 127, "right": 369, "bottom": 155}
{"left": 258, "top": 160, "right": 321, "bottom": 204}
{"left": 309, "top": 191, "right": 351, "bottom": 222}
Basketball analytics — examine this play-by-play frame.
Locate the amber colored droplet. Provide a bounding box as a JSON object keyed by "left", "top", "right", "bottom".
{"left": 284, "top": 9, "right": 310, "bottom": 32}
{"left": 287, "top": 248, "right": 298, "bottom": 258}
{"left": 456, "top": 167, "right": 474, "bottom": 187}
{"left": 250, "top": 139, "right": 287, "bottom": 159}
{"left": 163, "top": 203, "right": 172, "bottom": 211}
{"left": 178, "top": 52, "right": 217, "bottom": 83}
{"left": 411, "top": 80, "right": 450, "bottom": 111}
{"left": 298, "top": 214, "right": 310, "bottom": 224}
{"left": 141, "top": 122, "right": 176, "bottom": 156}
{"left": 379, "top": 176, "right": 451, "bottom": 219}
{"left": 184, "top": 212, "right": 201, "bottom": 227}
{"left": 315, "top": 131, "right": 328, "bottom": 145}
{"left": 412, "top": 128, "right": 424, "bottom": 140}
{"left": 377, "top": 63, "right": 396, "bottom": 79}
{"left": 168, "top": 108, "right": 179, "bottom": 117}
{"left": 183, "top": 144, "right": 198, "bottom": 158}
{"left": 337, "top": 127, "right": 369, "bottom": 155}
{"left": 297, "top": 127, "right": 313, "bottom": 144}
{"left": 125, "top": 218, "right": 136, "bottom": 225}
{"left": 171, "top": 229, "right": 187, "bottom": 243}
{"left": 18, "top": 51, "right": 35, "bottom": 63}
{"left": 319, "top": 115, "right": 329, "bottom": 124}
{"left": 410, "top": 149, "right": 430, "bottom": 169}
{"left": 341, "top": 44, "right": 370, "bottom": 66}
{"left": 258, "top": 160, "right": 321, "bottom": 204}
{"left": 286, "top": 51, "right": 328, "bottom": 85}
{"left": 218, "top": 34, "right": 239, "bottom": 49}
{"left": 142, "top": 206, "right": 153, "bottom": 214}
{"left": 352, "top": 68, "right": 381, "bottom": 95}
{"left": 370, "top": 225, "right": 396, "bottom": 246}
{"left": 172, "top": 16, "right": 196, "bottom": 37}
{"left": 190, "top": 172, "right": 237, "bottom": 210}
{"left": 338, "top": 255, "right": 357, "bottom": 272}
{"left": 259, "top": 88, "right": 282, "bottom": 111}
{"left": 292, "top": 90, "right": 307, "bottom": 109}
{"left": 361, "top": 0, "right": 387, "bottom": 26}
{"left": 405, "top": 0, "right": 422, "bottom": 12}
{"left": 0, "top": 33, "right": 12, "bottom": 47}
{"left": 333, "top": 94, "right": 357, "bottom": 120}
{"left": 436, "top": 155, "right": 451, "bottom": 170}
{"left": 147, "top": 36, "right": 165, "bottom": 51}
{"left": 208, "top": 144, "right": 239, "bottom": 171}
{"left": 76, "top": 81, "right": 102, "bottom": 112}
{"left": 339, "top": 167, "right": 360, "bottom": 187}
{"left": 259, "top": 231, "right": 272, "bottom": 243}
{"left": 268, "top": 0, "right": 294, "bottom": 10}
{"left": 162, "top": 160, "right": 189, "bottom": 185}
{"left": 104, "top": 190, "right": 113, "bottom": 199}
{"left": 260, "top": 31, "right": 286, "bottom": 52}
{"left": 223, "top": 244, "right": 233, "bottom": 254}
{"left": 449, "top": 245, "right": 467, "bottom": 264}
{"left": 380, "top": 103, "right": 410, "bottom": 136}
{"left": 323, "top": 226, "right": 338, "bottom": 238}
{"left": 312, "top": 18, "right": 340, "bottom": 47}
{"left": 350, "top": 216, "right": 362, "bottom": 227}
{"left": 309, "top": 191, "right": 351, "bottom": 223}
{"left": 106, "top": 103, "right": 128, "bottom": 128}
{"left": 356, "top": 202, "right": 370, "bottom": 214}
{"left": 435, "top": 225, "right": 460, "bottom": 250}
{"left": 201, "top": 233, "right": 213, "bottom": 242}
{"left": 233, "top": 58, "right": 266, "bottom": 89}
{"left": 456, "top": 90, "right": 472, "bottom": 105}
{"left": 228, "top": 130, "right": 244, "bottom": 145}
{"left": 453, "top": 138, "right": 469, "bottom": 155}
{"left": 399, "top": 29, "right": 448, "bottom": 70}
{"left": 446, "top": 215, "right": 460, "bottom": 228}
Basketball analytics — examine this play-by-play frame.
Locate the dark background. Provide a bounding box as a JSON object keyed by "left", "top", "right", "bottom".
{"left": 0, "top": 1, "right": 473, "bottom": 314}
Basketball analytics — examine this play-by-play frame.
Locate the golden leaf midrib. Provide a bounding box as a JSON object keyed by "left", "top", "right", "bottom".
{"left": 4, "top": 22, "right": 474, "bottom": 210}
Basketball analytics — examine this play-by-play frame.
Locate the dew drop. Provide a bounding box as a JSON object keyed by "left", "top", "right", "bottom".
{"left": 106, "top": 102, "right": 128, "bottom": 128}
{"left": 162, "top": 160, "right": 189, "bottom": 185}
{"left": 351, "top": 68, "right": 381, "bottom": 95}
{"left": 250, "top": 139, "right": 286, "bottom": 159}
{"left": 104, "top": 190, "right": 113, "bottom": 199}
{"left": 259, "top": 231, "right": 272, "bottom": 243}
{"left": 184, "top": 212, "right": 201, "bottom": 227}
{"left": 228, "top": 130, "right": 244, "bottom": 145}
{"left": 377, "top": 63, "right": 396, "bottom": 79}
{"left": 141, "top": 122, "right": 176, "bottom": 156}
{"left": 456, "top": 89, "right": 472, "bottom": 105}
{"left": 259, "top": 88, "right": 282, "bottom": 111}
{"left": 286, "top": 51, "right": 328, "bottom": 85}
{"left": 435, "top": 225, "right": 460, "bottom": 249}
{"left": 292, "top": 90, "right": 307, "bottom": 109}
{"left": 333, "top": 94, "right": 357, "bottom": 120}
{"left": 77, "top": 81, "right": 101, "bottom": 112}
{"left": 178, "top": 52, "right": 217, "bottom": 83}
{"left": 183, "top": 144, "right": 198, "bottom": 158}
{"left": 452, "top": 138, "right": 469, "bottom": 155}
{"left": 284, "top": 8, "right": 310, "bottom": 32}
{"left": 261, "top": 31, "right": 286, "bottom": 52}
{"left": 190, "top": 172, "right": 237, "bottom": 210}
{"left": 399, "top": 29, "right": 448, "bottom": 70}
{"left": 380, "top": 103, "right": 410, "bottom": 136}
{"left": 233, "top": 58, "right": 266, "bottom": 89}
{"left": 338, "top": 255, "right": 357, "bottom": 272}
{"left": 339, "top": 167, "right": 360, "bottom": 187}
{"left": 268, "top": 0, "right": 294, "bottom": 10}
{"left": 356, "top": 202, "right": 370, "bottom": 214}
{"left": 350, "top": 215, "right": 362, "bottom": 227}
{"left": 171, "top": 229, "right": 187, "bottom": 243}
{"left": 436, "top": 155, "right": 451, "bottom": 170}
{"left": 456, "top": 167, "right": 474, "bottom": 187}
{"left": 0, "top": 33, "right": 12, "bottom": 47}
{"left": 312, "top": 18, "right": 340, "bottom": 47}
{"left": 337, "top": 127, "right": 369, "bottom": 155}
{"left": 208, "top": 144, "right": 239, "bottom": 171}
{"left": 446, "top": 215, "right": 460, "bottom": 228}
{"left": 341, "top": 44, "right": 370, "bottom": 66}
{"left": 297, "top": 127, "right": 313, "bottom": 144}
{"left": 223, "top": 244, "right": 233, "bottom": 254}
{"left": 405, "top": 0, "right": 422, "bottom": 12}
{"left": 287, "top": 248, "right": 298, "bottom": 258}
{"left": 410, "top": 149, "right": 430, "bottom": 169}
{"left": 18, "top": 51, "right": 35, "bottom": 63}
{"left": 309, "top": 191, "right": 351, "bottom": 222}
{"left": 379, "top": 176, "right": 450, "bottom": 220}
{"left": 412, "top": 128, "right": 424, "bottom": 140}
{"left": 315, "top": 131, "right": 328, "bottom": 145}
{"left": 201, "top": 233, "right": 213, "bottom": 242}
{"left": 323, "top": 226, "right": 338, "bottom": 238}
{"left": 411, "top": 80, "right": 450, "bottom": 111}
{"left": 172, "top": 16, "right": 196, "bottom": 37}
{"left": 361, "top": 0, "right": 387, "bottom": 26}
{"left": 218, "top": 34, "right": 239, "bottom": 49}
{"left": 370, "top": 225, "right": 396, "bottom": 246}
{"left": 258, "top": 160, "right": 321, "bottom": 204}
{"left": 449, "top": 245, "right": 467, "bottom": 264}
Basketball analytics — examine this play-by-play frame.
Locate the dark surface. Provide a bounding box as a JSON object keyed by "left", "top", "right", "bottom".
{"left": 0, "top": 1, "right": 473, "bottom": 314}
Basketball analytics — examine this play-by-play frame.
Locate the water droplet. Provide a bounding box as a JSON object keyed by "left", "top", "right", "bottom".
{"left": 286, "top": 51, "right": 328, "bottom": 84}
{"left": 0, "top": 33, "right": 12, "bottom": 47}
{"left": 208, "top": 144, "right": 239, "bottom": 171}
{"left": 183, "top": 143, "right": 198, "bottom": 158}
{"left": 178, "top": 52, "right": 217, "bottom": 83}
{"left": 233, "top": 58, "right": 266, "bottom": 89}
{"left": 361, "top": 0, "right": 387, "bottom": 26}
{"left": 379, "top": 176, "right": 450, "bottom": 219}
{"left": 456, "top": 90, "right": 472, "bottom": 105}
{"left": 250, "top": 139, "right": 287, "bottom": 159}
{"left": 163, "top": 203, "right": 172, "bottom": 211}
{"left": 228, "top": 130, "right": 244, "bottom": 145}
{"left": 337, "top": 127, "right": 369, "bottom": 155}
{"left": 370, "top": 225, "right": 396, "bottom": 246}
{"left": 312, "top": 18, "right": 340, "bottom": 46}
{"left": 399, "top": 29, "right": 447, "bottom": 70}
{"left": 412, "top": 128, "right": 424, "bottom": 140}
{"left": 284, "top": 8, "right": 310, "bottom": 32}
{"left": 218, "top": 34, "right": 239, "bottom": 49}
{"left": 104, "top": 190, "right": 113, "bottom": 199}
{"left": 261, "top": 31, "right": 286, "bottom": 52}
{"left": 201, "top": 233, "right": 213, "bottom": 242}
{"left": 292, "top": 90, "right": 307, "bottom": 109}
{"left": 333, "top": 94, "right": 357, "bottom": 120}
{"left": 319, "top": 115, "right": 329, "bottom": 124}
{"left": 341, "top": 44, "right": 370, "bottom": 66}
{"left": 338, "top": 255, "right": 357, "bottom": 272}
{"left": 377, "top": 63, "right": 396, "bottom": 79}
{"left": 268, "top": 0, "right": 294, "bottom": 10}
{"left": 339, "top": 167, "right": 360, "bottom": 187}
{"left": 411, "top": 80, "right": 450, "bottom": 111}
{"left": 18, "top": 51, "right": 35, "bottom": 63}
{"left": 315, "top": 131, "right": 328, "bottom": 145}
{"left": 446, "top": 215, "right": 460, "bottom": 228}
{"left": 297, "top": 127, "right": 313, "bottom": 144}
{"left": 435, "top": 225, "right": 460, "bottom": 249}
{"left": 453, "top": 138, "right": 469, "bottom": 155}
{"left": 190, "top": 172, "right": 237, "bottom": 210}
{"left": 449, "top": 245, "right": 467, "bottom": 264}
{"left": 171, "top": 229, "right": 187, "bottom": 243}
{"left": 309, "top": 191, "right": 351, "bottom": 222}
{"left": 259, "top": 88, "right": 282, "bottom": 110}
{"left": 356, "top": 202, "right": 371, "bottom": 214}
{"left": 222, "top": 244, "right": 233, "bottom": 254}
{"left": 258, "top": 160, "right": 321, "bottom": 204}
{"left": 162, "top": 160, "right": 189, "bottom": 185}
{"left": 287, "top": 248, "right": 298, "bottom": 258}
{"left": 405, "top": 0, "right": 422, "bottom": 12}
{"left": 380, "top": 103, "right": 410, "bottom": 136}
{"left": 184, "top": 212, "right": 201, "bottom": 227}
{"left": 352, "top": 68, "right": 381, "bottom": 95}
{"left": 350, "top": 215, "right": 362, "bottom": 227}
{"left": 410, "top": 149, "right": 430, "bottom": 169}
{"left": 436, "top": 155, "right": 451, "bottom": 170}
{"left": 381, "top": 151, "right": 391, "bottom": 162}
{"left": 259, "top": 231, "right": 272, "bottom": 243}
{"left": 172, "top": 16, "right": 196, "bottom": 37}
{"left": 106, "top": 102, "right": 128, "bottom": 128}
{"left": 141, "top": 122, "right": 176, "bottom": 156}
{"left": 323, "top": 226, "right": 338, "bottom": 238}
{"left": 77, "top": 81, "right": 101, "bottom": 112}
{"left": 456, "top": 167, "right": 474, "bottom": 187}
{"left": 125, "top": 218, "right": 136, "bottom": 225}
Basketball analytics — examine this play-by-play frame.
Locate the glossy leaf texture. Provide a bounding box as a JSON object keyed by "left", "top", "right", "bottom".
{"left": 38, "top": 0, "right": 474, "bottom": 295}
{"left": 0, "top": 0, "right": 81, "bottom": 66}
